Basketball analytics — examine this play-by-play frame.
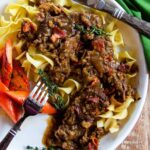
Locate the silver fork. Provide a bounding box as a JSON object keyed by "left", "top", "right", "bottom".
{"left": 0, "top": 80, "right": 49, "bottom": 150}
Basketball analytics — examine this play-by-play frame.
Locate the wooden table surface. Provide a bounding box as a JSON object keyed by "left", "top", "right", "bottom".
{"left": 117, "top": 78, "right": 150, "bottom": 150}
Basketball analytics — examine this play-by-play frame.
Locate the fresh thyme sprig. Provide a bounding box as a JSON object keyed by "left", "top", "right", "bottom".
{"left": 75, "top": 24, "right": 110, "bottom": 36}
{"left": 38, "top": 69, "right": 58, "bottom": 96}
{"left": 38, "top": 69, "right": 64, "bottom": 110}
{"left": 75, "top": 24, "right": 86, "bottom": 33}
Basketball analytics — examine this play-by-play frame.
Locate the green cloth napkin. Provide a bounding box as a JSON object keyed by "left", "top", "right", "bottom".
{"left": 115, "top": 0, "right": 150, "bottom": 71}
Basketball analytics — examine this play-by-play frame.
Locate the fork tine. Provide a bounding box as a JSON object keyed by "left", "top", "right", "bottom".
{"left": 29, "top": 80, "right": 42, "bottom": 98}
{"left": 33, "top": 83, "right": 45, "bottom": 101}
{"left": 41, "top": 93, "right": 49, "bottom": 106}
{"left": 37, "top": 87, "right": 48, "bottom": 104}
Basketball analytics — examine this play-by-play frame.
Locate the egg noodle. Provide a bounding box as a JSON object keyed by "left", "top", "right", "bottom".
{"left": 0, "top": 0, "right": 138, "bottom": 134}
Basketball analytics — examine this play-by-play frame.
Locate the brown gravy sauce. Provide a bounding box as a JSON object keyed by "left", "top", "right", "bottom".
{"left": 42, "top": 116, "right": 56, "bottom": 147}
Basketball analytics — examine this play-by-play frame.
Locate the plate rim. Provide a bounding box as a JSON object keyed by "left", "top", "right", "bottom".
{"left": 0, "top": 0, "right": 149, "bottom": 150}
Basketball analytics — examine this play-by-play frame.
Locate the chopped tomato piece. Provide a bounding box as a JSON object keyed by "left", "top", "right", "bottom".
{"left": 0, "top": 92, "right": 16, "bottom": 123}
{"left": 51, "top": 26, "right": 66, "bottom": 43}
{"left": 41, "top": 102, "right": 57, "bottom": 115}
{"left": 9, "top": 61, "right": 30, "bottom": 91}
{"left": 1, "top": 40, "right": 13, "bottom": 87}
{"left": 22, "top": 21, "right": 37, "bottom": 33}
{"left": 92, "top": 38, "right": 105, "bottom": 52}
{"left": 5, "top": 91, "right": 29, "bottom": 105}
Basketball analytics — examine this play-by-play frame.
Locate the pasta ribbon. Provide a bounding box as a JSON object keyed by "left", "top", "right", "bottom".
{"left": 119, "top": 51, "right": 136, "bottom": 62}
{"left": 53, "top": 0, "right": 72, "bottom": 7}
{"left": 104, "top": 118, "right": 119, "bottom": 133}
{"left": 114, "top": 97, "right": 134, "bottom": 112}
{"left": 26, "top": 52, "right": 54, "bottom": 69}
{"left": 127, "top": 73, "right": 137, "bottom": 79}
{"left": 119, "top": 50, "right": 137, "bottom": 78}
{"left": 107, "top": 104, "right": 115, "bottom": 111}
{"left": 22, "top": 60, "right": 31, "bottom": 77}
{"left": 97, "top": 96, "right": 134, "bottom": 133}
{"left": 58, "top": 79, "right": 81, "bottom": 95}
{"left": 97, "top": 118, "right": 105, "bottom": 128}
{"left": 0, "top": 18, "right": 32, "bottom": 48}
{"left": 99, "top": 111, "right": 113, "bottom": 119}
{"left": 112, "top": 109, "right": 128, "bottom": 120}
{"left": 110, "top": 29, "right": 124, "bottom": 46}
{"left": 58, "top": 79, "right": 81, "bottom": 107}
{"left": 20, "top": 47, "right": 54, "bottom": 80}
{"left": 105, "top": 21, "right": 116, "bottom": 32}
{"left": 5, "top": 3, "right": 39, "bottom": 20}
{"left": 0, "top": 16, "right": 10, "bottom": 27}
{"left": 17, "top": 0, "right": 29, "bottom": 5}
{"left": 105, "top": 20, "right": 124, "bottom": 59}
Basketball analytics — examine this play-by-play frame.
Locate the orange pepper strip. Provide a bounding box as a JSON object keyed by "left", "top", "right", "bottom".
{"left": 0, "top": 92, "right": 17, "bottom": 123}
{"left": 1, "top": 40, "right": 13, "bottom": 87}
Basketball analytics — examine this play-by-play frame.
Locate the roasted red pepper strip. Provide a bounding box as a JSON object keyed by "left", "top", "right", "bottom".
{"left": 9, "top": 61, "right": 30, "bottom": 91}
{"left": 5, "top": 91, "right": 29, "bottom": 105}
{"left": 41, "top": 102, "right": 57, "bottom": 114}
{"left": 0, "top": 81, "right": 9, "bottom": 92}
{"left": 1, "top": 40, "right": 13, "bottom": 87}
{"left": 0, "top": 92, "right": 17, "bottom": 123}
{"left": 0, "top": 82, "right": 22, "bottom": 122}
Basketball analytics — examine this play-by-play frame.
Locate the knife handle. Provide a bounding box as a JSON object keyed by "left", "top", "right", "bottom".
{"left": 103, "top": 3, "right": 150, "bottom": 37}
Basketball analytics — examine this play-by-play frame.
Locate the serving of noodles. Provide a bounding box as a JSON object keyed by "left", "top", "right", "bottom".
{"left": 0, "top": 0, "right": 139, "bottom": 149}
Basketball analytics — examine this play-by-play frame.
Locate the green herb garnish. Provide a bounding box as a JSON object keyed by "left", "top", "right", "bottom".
{"left": 26, "top": 146, "right": 42, "bottom": 150}
{"left": 26, "top": 146, "right": 61, "bottom": 150}
{"left": 74, "top": 24, "right": 86, "bottom": 33}
{"left": 38, "top": 69, "right": 58, "bottom": 96}
{"left": 53, "top": 95, "right": 64, "bottom": 110}
{"left": 38, "top": 69, "right": 65, "bottom": 110}
{"left": 90, "top": 26, "right": 110, "bottom": 36}
{"left": 75, "top": 24, "right": 110, "bottom": 36}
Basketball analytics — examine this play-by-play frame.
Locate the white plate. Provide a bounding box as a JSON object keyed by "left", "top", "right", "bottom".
{"left": 0, "top": 0, "right": 148, "bottom": 150}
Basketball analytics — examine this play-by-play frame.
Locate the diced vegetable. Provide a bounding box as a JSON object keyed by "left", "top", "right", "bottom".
{"left": 92, "top": 38, "right": 105, "bottom": 52}
{"left": 51, "top": 26, "right": 66, "bottom": 43}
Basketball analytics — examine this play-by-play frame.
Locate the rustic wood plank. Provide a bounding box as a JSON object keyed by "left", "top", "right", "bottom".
{"left": 147, "top": 82, "right": 150, "bottom": 148}
{"left": 117, "top": 81, "right": 150, "bottom": 150}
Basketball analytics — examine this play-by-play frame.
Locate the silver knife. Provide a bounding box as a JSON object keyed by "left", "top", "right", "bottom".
{"left": 73, "top": 0, "right": 150, "bottom": 38}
